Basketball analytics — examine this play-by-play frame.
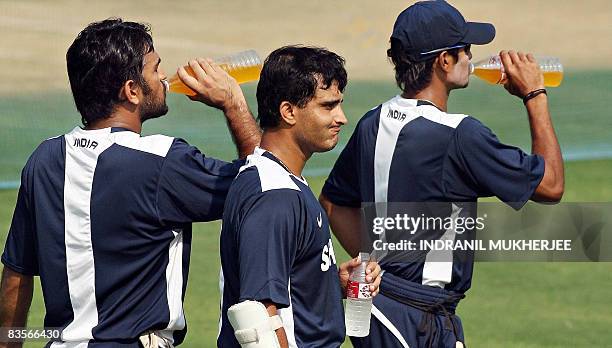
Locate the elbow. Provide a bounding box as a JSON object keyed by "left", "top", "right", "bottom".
{"left": 551, "top": 185, "right": 564, "bottom": 203}
{"left": 533, "top": 164, "right": 565, "bottom": 203}
{"left": 548, "top": 177, "right": 565, "bottom": 203}
{"left": 534, "top": 183, "right": 564, "bottom": 204}
{"left": 319, "top": 193, "right": 333, "bottom": 216}
{"left": 546, "top": 188, "right": 564, "bottom": 204}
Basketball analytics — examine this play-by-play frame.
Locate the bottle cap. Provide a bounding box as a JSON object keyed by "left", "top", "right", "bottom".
{"left": 359, "top": 252, "right": 370, "bottom": 262}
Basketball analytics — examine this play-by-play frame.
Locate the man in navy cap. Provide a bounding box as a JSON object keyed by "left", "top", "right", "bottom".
{"left": 320, "top": 1, "right": 564, "bottom": 347}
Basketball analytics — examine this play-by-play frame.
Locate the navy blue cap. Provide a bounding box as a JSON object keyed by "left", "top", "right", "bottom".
{"left": 391, "top": 0, "right": 495, "bottom": 61}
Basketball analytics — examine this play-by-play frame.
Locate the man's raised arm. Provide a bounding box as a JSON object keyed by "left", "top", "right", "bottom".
{"left": 178, "top": 58, "right": 261, "bottom": 159}
{"left": 500, "top": 50, "right": 564, "bottom": 203}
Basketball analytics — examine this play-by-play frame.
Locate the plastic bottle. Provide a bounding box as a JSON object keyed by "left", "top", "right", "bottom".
{"left": 166, "top": 50, "right": 263, "bottom": 96}
{"left": 345, "top": 252, "right": 372, "bottom": 337}
{"left": 470, "top": 55, "right": 564, "bottom": 87}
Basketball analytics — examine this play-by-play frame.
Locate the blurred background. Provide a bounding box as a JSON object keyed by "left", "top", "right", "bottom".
{"left": 1, "top": 1, "right": 611, "bottom": 346}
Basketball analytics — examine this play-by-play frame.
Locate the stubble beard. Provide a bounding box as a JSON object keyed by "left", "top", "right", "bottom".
{"left": 140, "top": 80, "right": 169, "bottom": 122}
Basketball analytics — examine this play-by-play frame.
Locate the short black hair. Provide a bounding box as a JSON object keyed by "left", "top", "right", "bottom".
{"left": 66, "top": 18, "right": 154, "bottom": 127}
{"left": 256, "top": 45, "right": 347, "bottom": 130}
{"left": 387, "top": 38, "right": 459, "bottom": 96}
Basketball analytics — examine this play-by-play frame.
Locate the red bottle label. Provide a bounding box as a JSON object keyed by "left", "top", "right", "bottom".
{"left": 346, "top": 280, "right": 371, "bottom": 299}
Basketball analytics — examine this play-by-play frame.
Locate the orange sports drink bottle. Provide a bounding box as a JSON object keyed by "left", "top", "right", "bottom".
{"left": 166, "top": 50, "right": 262, "bottom": 96}
{"left": 470, "top": 55, "right": 564, "bottom": 87}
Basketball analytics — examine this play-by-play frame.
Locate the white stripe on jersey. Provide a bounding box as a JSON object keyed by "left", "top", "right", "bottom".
{"left": 160, "top": 229, "right": 186, "bottom": 343}
{"left": 59, "top": 127, "right": 177, "bottom": 342}
{"left": 373, "top": 97, "right": 467, "bottom": 287}
{"left": 373, "top": 97, "right": 420, "bottom": 261}
{"left": 421, "top": 203, "right": 462, "bottom": 288}
{"left": 371, "top": 305, "right": 410, "bottom": 348}
{"left": 112, "top": 131, "right": 174, "bottom": 157}
{"left": 217, "top": 266, "right": 225, "bottom": 340}
{"left": 61, "top": 128, "right": 114, "bottom": 340}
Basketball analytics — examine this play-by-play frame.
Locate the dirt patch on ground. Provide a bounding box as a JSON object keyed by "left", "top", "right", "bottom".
{"left": 1, "top": 0, "right": 610, "bottom": 94}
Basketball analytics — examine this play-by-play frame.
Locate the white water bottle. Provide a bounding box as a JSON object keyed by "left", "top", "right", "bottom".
{"left": 345, "top": 252, "right": 372, "bottom": 337}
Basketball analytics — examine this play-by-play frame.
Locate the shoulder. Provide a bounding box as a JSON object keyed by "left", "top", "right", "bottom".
{"left": 360, "top": 104, "right": 383, "bottom": 123}
{"left": 37, "top": 134, "right": 65, "bottom": 153}
{"left": 454, "top": 116, "right": 497, "bottom": 142}
{"left": 140, "top": 134, "right": 176, "bottom": 157}
{"left": 113, "top": 132, "right": 176, "bottom": 158}
{"left": 339, "top": 104, "right": 383, "bottom": 147}
{"left": 354, "top": 104, "right": 382, "bottom": 133}
{"left": 25, "top": 135, "right": 65, "bottom": 169}
{"left": 162, "top": 137, "right": 201, "bottom": 161}
{"left": 456, "top": 116, "right": 488, "bottom": 131}
{"left": 36, "top": 134, "right": 64, "bottom": 151}
{"left": 230, "top": 168, "right": 304, "bottom": 216}
{"left": 237, "top": 152, "right": 303, "bottom": 193}
{"left": 227, "top": 151, "right": 308, "bottom": 213}
{"left": 421, "top": 107, "right": 469, "bottom": 129}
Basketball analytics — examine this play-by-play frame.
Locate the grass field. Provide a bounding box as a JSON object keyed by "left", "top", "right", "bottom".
{"left": 1, "top": 74, "right": 611, "bottom": 347}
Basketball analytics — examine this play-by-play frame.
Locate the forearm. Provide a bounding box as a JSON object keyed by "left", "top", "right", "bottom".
{"left": 223, "top": 90, "right": 261, "bottom": 159}
{"left": 263, "top": 301, "right": 289, "bottom": 348}
{"left": 320, "top": 194, "right": 361, "bottom": 257}
{"left": 499, "top": 50, "right": 564, "bottom": 202}
{"left": 0, "top": 267, "right": 33, "bottom": 328}
{"left": 526, "top": 95, "right": 564, "bottom": 201}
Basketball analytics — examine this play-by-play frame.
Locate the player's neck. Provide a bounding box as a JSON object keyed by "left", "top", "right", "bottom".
{"left": 260, "top": 131, "right": 308, "bottom": 178}
{"left": 86, "top": 109, "right": 142, "bottom": 134}
{"left": 405, "top": 81, "right": 450, "bottom": 112}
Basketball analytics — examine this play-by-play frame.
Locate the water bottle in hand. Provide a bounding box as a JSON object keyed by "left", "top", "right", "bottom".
{"left": 471, "top": 55, "right": 563, "bottom": 87}
{"left": 345, "top": 252, "right": 372, "bottom": 337}
{"left": 167, "top": 50, "right": 262, "bottom": 96}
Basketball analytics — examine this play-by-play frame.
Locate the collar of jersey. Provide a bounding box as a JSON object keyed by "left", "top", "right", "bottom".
{"left": 416, "top": 99, "right": 443, "bottom": 111}
{"left": 72, "top": 126, "right": 136, "bottom": 134}
{"left": 256, "top": 146, "right": 308, "bottom": 186}
{"left": 110, "top": 127, "right": 135, "bottom": 133}
{"left": 393, "top": 95, "right": 444, "bottom": 112}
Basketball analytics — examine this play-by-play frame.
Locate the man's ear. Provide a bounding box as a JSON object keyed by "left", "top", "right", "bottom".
{"left": 279, "top": 101, "right": 297, "bottom": 126}
{"left": 118, "top": 80, "right": 140, "bottom": 105}
{"left": 437, "top": 51, "right": 456, "bottom": 73}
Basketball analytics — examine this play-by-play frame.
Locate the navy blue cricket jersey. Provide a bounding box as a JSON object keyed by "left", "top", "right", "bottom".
{"left": 2, "top": 126, "right": 240, "bottom": 347}
{"left": 218, "top": 147, "right": 345, "bottom": 348}
{"left": 323, "top": 96, "right": 544, "bottom": 292}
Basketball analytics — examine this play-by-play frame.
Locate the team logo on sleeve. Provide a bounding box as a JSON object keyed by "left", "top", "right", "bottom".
{"left": 320, "top": 239, "right": 337, "bottom": 272}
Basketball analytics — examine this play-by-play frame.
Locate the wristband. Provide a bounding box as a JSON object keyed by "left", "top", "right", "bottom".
{"left": 522, "top": 88, "right": 547, "bottom": 105}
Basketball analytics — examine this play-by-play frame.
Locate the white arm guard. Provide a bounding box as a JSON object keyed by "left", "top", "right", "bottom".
{"left": 227, "top": 300, "right": 283, "bottom": 348}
